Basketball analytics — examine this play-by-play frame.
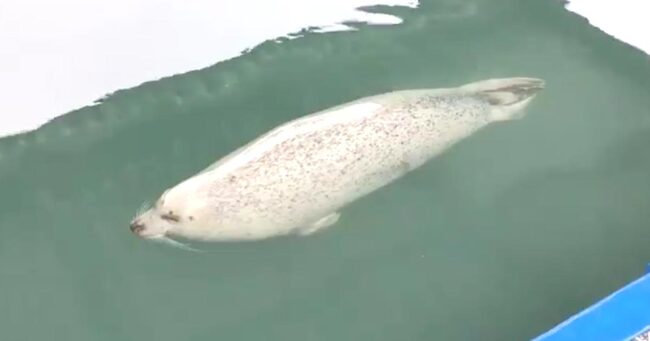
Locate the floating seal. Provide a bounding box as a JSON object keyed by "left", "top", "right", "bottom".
{"left": 130, "top": 77, "right": 544, "bottom": 245}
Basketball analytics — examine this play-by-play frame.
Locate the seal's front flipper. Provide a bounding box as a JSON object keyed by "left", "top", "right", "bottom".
{"left": 298, "top": 212, "right": 341, "bottom": 236}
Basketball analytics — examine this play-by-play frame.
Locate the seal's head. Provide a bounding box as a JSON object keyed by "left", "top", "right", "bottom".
{"left": 129, "top": 189, "right": 178, "bottom": 239}
{"left": 129, "top": 181, "right": 206, "bottom": 240}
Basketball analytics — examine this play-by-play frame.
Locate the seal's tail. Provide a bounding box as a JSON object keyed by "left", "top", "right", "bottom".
{"left": 461, "top": 77, "right": 545, "bottom": 121}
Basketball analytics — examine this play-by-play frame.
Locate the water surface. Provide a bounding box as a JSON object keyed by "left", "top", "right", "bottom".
{"left": 1, "top": 0, "right": 650, "bottom": 340}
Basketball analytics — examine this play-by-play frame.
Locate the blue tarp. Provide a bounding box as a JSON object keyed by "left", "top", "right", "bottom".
{"left": 534, "top": 266, "right": 650, "bottom": 341}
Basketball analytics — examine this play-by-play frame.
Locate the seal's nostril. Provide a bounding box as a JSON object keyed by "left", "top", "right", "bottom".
{"left": 130, "top": 221, "right": 145, "bottom": 234}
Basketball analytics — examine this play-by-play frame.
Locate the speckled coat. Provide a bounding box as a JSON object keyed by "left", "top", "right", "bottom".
{"left": 147, "top": 77, "right": 543, "bottom": 241}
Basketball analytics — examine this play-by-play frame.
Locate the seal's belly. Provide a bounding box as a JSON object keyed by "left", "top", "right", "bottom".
{"left": 202, "top": 104, "right": 486, "bottom": 239}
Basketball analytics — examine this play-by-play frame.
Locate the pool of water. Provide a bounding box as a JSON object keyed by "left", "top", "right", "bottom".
{"left": 1, "top": 0, "right": 649, "bottom": 340}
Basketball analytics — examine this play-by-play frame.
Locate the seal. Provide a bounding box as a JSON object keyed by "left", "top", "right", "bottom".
{"left": 130, "top": 77, "right": 544, "bottom": 245}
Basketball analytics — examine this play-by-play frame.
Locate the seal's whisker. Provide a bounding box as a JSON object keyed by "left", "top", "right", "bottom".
{"left": 136, "top": 201, "right": 151, "bottom": 216}
{"left": 146, "top": 235, "right": 245, "bottom": 254}
{"left": 152, "top": 235, "right": 203, "bottom": 252}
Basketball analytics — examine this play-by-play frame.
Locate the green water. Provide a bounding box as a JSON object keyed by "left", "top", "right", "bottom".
{"left": 2, "top": 0, "right": 650, "bottom": 340}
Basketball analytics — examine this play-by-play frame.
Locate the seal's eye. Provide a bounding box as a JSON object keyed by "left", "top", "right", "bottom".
{"left": 160, "top": 211, "right": 180, "bottom": 222}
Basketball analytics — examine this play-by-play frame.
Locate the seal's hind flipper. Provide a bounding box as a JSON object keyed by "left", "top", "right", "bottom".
{"left": 461, "top": 77, "right": 545, "bottom": 106}
{"left": 461, "top": 77, "right": 545, "bottom": 121}
{"left": 298, "top": 212, "right": 341, "bottom": 236}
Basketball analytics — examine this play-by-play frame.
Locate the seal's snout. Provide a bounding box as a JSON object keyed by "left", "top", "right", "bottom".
{"left": 130, "top": 220, "right": 145, "bottom": 235}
